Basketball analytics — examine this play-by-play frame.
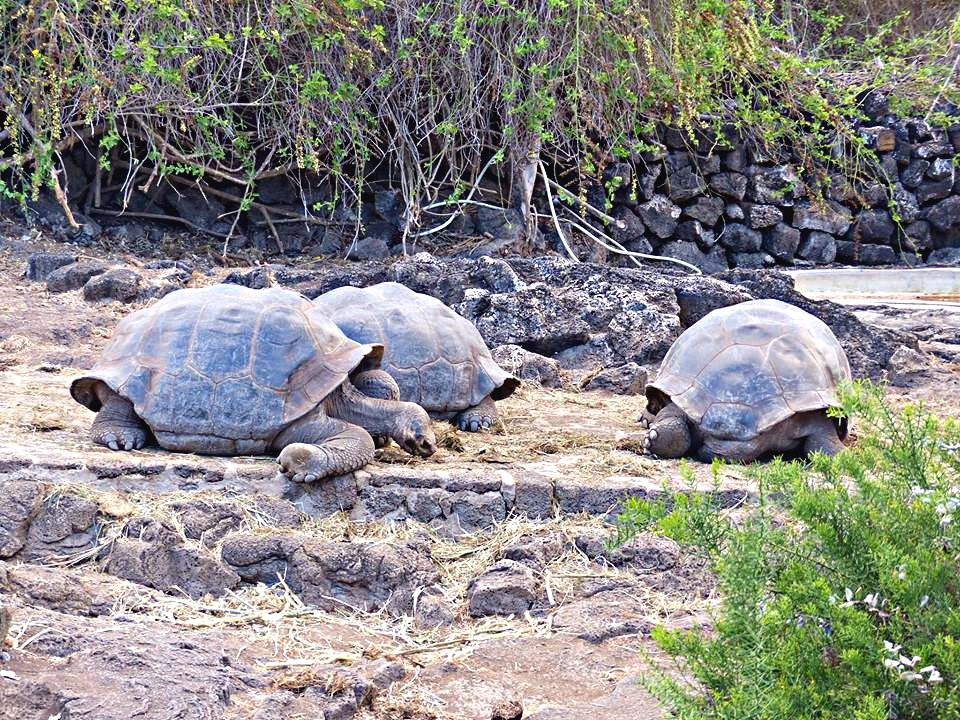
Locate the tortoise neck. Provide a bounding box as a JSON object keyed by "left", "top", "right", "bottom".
{"left": 325, "top": 380, "right": 406, "bottom": 438}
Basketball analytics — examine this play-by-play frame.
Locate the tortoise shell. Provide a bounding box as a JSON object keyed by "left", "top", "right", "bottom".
{"left": 71, "top": 284, "right": 381, "bottom": 449}
{"left": 647, "top": 299, "right": 851, "bottom": 441}
{"left": 313, "top": 282, "right": 519, "bottom": 415}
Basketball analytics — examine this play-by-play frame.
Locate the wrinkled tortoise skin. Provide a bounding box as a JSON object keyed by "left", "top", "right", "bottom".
{"left": 648, "top": 299, "right": 851, "bottom": 441}
{"left": 71, "top": 284, "right": 381, "bottom": 454}
{"left": 313, "top": 282, "right": 518, "bottom": 417}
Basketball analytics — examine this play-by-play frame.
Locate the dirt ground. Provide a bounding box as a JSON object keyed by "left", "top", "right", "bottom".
{"left": 0, "top": 222, "right": 958, "bottom": 720}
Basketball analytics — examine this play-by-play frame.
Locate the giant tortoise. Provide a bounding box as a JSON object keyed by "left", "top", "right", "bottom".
{"left": 642, "top": 299, "right": 851, "bottom": 462}
{"left": 313, "top": 282, "right": 519, "bottom": 432}
{"left": 71, "top": 284, "right": 436, "bottom": 481}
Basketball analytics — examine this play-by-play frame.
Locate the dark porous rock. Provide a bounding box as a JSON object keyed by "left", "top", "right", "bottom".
{"left": 729, "top": 251, "right": 775, "bottom": 269}
{"left": 797, "top": 231, "right": 837, "bottom": 264}
{"left": 101, "top": 518, "right": 240, "bottom": 599}
{"left": 362, "top": 219, "right": 398, "bottom": 246}
{"left": 347, "top": 237, "right": 391, "bottom": 261}
{"left": 26, "top": 252, "right": 76, "bottom": 281}
{"left": 860, "top": 126, "right": 897, "bottom": 152}
{"left": 476, "top": 206, "right": 526, "bottom": 245}
{"left": 656, "top": 241, "right": 721, "bottom": 273}
{"left": 925, "top": 196, "right": 960, "bottom": 233}
{"left": 887, "top": 346, "right": 936, "bottom": 387}
{"left": 624, "top": 236, "right": 654, "bottom": 256}
{"left": 46, "top": 261, "right": 108, "bottom": 293}
{"left": 373, "top": 189, "right": 404, "bottom": 223}
{"left": 708, "top": 172, "right": 747, "bottom": 201}
{"left": 725, "top": 202, "right": 745, "bottom": 221}
{"left": 716, "top": 269, "right": 912, "bottom": 380}
{"left": 856, "top": 209, "right": 896, "bottom": 244}
{"left": 414, "top": 593, "right": 455, "bottom": 629}
{"left": 927, "top": 247, "right": 960, "bottom": 266}
{"left": 166, "top": 188, "right": 226, "bottom": 231}
{"left": 721, "top": 146, "right": 747, "bottom": 172}
{"left": 609, "top": 206, "right": 646, "bottom": 244}
{"left": 222, "top": 533, "right": 438, "bottom": 614}
{"left": 573, "top": 529, "right": 680, "bottom": 570}
{"left": 467, "top": 559, "right": 539, "bottom": 617}
{"left": 550, "top": 580, "right": 655, "bottom": 643}
{"left": 458, "top": 284, "right": 591, "bottom": 356}
{"left": 490, "top": 344, "right": 563, "bottom": 388}
{"left": 927, "top": 157, "right": 955, "bottom": 182}
{"left": 835, "top": 240, "right": 856, "bottom": 263}
{"left": 745, "top": 203, "right": 783, "bottom": 229}
{"left": 746, "top": 165, "right": 803, "bottom": 205}
{"left": 673, "top": 276, "right": 753, "bottom": 327}
{"left": 254, "top": 176, "right": 296, "bottom": 205}
{"left": 901, "top": 159, "right": 930, "bottom": 188}
{"left": 0, "top": 481, "right": 45, "bottom": 558}
{"left": 682, "top": 195, "right": 724, "bottom": 226}
{"left": 20, "top": 492, "right": 98, "bottom": 562}
{"left": 223, "top": 265, "right": 277, "bottom": 289}
{"left": 606, "top": 308, "right": 682, "bottom": 365}
{"left": 792, "top": 200, "right": 852, "bottom": 236}
{"left": 916, "top": 177, "right": 953, "bottom": 204}
{"left": 857, "top": 243, "right": 897, "bottom": 265}
{"left": 903, "top": 220, "right": 932, "bottom": 251}
{"left": 860, "top": 182, "right": 888, "bottom": 208}
{"left": 581, "top": 362, "right": 648, "bottom": 395}
{"left": 502, "top": 533, "right": 564, "bottom": 571}
{"left": 635, "top": 195, "right": 681, "bottom": 239}
{"left": 914, "top": 138, "right": 954, "bottom": 160}
{"left": 675, "top": 220, "right": 715, "bottom": 249}
{"left": 82, "top": 268, "right": 142, "bottom": 303}
{"left": 666, "top": 164, "right": 707, "bottom": 203}
{"left": 719, "top": 223, "right": 762, "bottom": 252}
{"left": 891, "top": 184, "right": 920, "bottom": 224}
{"left": 762, "top": 223, "right": 801, "bottom": 262}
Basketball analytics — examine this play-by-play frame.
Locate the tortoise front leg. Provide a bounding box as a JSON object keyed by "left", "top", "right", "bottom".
{"left": 273, "top": 411, "right": 375, "bottom": 483}
{"left": 454, "top": 394, "right": 499, "bottom": 432}
{"left": 801, "top": 411, "right": 845, "bottom": 457}
{"left": 351, "top": 370, "right": 401, "bottom": 448}
{"left": 90, "top": 385, "right": 149, "bottom": 451}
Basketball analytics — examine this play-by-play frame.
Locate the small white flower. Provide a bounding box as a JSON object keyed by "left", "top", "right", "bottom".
{"left": 828, "top": 594, "right": 838, "bottom": 605}
{"left": 899, "top": 671, "right": 922, "bottom": 682}
{"left": 883, "top": 658, "right": 901, "bottom": 670}
{"left": 928, "top": 669, "right": 943, "bottom": 684}
{"left": 884, "top": 641, "right": 902, "bottom": 654}
{"left": 941, "top": 515, "right": 953, "bottom": 527}
{"left": 845, "top": 587, "right": 854, "bottom": 602}
{"left": 920, "top": 595, "right": 929, "bottom": 608}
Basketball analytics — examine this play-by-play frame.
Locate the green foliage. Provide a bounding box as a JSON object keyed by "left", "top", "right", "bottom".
{"left": 0, "top": 1, "right": 957, "bottom": 221}
{"left": 616, "top": 381, "right": 960, "bottom": 719}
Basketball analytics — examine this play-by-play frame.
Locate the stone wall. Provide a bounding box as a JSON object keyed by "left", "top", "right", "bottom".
{"left": 595, "top": 115, "right": 960, "bottom": 273}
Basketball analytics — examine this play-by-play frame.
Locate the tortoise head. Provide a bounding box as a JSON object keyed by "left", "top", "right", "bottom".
{"left": 395, "top": 403, "right": 437, "bottom": 458}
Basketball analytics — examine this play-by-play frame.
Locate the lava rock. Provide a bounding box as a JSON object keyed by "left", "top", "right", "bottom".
{"left": 467, "top": 559, "right": 539, "bottom": 617}
{"left": 658, "top": 241, "right": 728, "bottom": 273}
{"left": 729, "top": 251, "right": 775, "bottom": 269}
{"left": 476, "top": 206, "right": 526, "bottom": 245}
{"left": 26, "top": 252, "right": 76, "bottom": 281}
{"left": 860, "top": 126, "right": 896, "bottom": 152}
{"left": 581, "top": 362, "right": 648, "bottom": 395}
{"left": 924, "top": 196, "right": 960, "bottom": 232}
{"left": 666, "top": 164, "right": 707, "bottom": 203}
{"left": 721, "top": 146, "right": 747, "bottom": 172}
{"left": 635, "top": 195, "right": 681, "bottom": 239}
{"left": 166, "top": 188, "right": 226, "bottom": 231}
{"left": 346, "top": 237, "right": 391, "bottom": 261}
{"left": 926, "top": 157, "right": 955, "bottom": 182}
{"left": 101, "top": 518, "right": 240, "bottom": 599}
{"left": 719, "top": 223, "right": 762, "bottom": 252}
{"left": 900, "top": 159, "right": 929, "bottom": 188}
{"left": 916, "top": 177, "right": 953, "bottom": 204}
{"left": 708, "top": 172, "right": 747, "bottom": 201}
{"left": 792, "top": 201, "right": 852, "bottom": 236}
{"left": 490, "top": 344, "right": 563, "bottom": 388}
{"left": 83, "top": 268, "right": 142, "bottom": 303}
{"left": 903, "top": 220, "right": 932, "bottom": 251}
{"left": 46, "top": 261, "right": 108, "bottom": 293}
{"left": 746, "top": 165, "right": 803, "bottom": 205}
{"left": 745, "top": 203, "right": 783, "bottom": 229}
{"left": 856, "top": 209, "right": 895, "bottom": 244}
{"left": 682, "top": 196, "right": 724, "bottom": 226}
{"left": 886, "top": 345, "right": 934, "bottom": 387}
{"left": 891, "top": 184, "right": 920, "bottom": 224}
{"left": 927, "top": 247, "right": 960, "bottom": 265}
{"left": 762, "top": 223, "right": 801, "bottom": 261}
{"left": 857, "top": 243, "right": 897, "bottom": 265}
{"left": 725, "top": 202, "right": 745, "bottom": 221}
{"left": 609, "top": 206, "right": 646, "bottom": 244}
{"left": 797, "top": 231, "right": 837, "bottom": 264}
{"left": 502, "top": 533, "right": 564, "bottom": 571}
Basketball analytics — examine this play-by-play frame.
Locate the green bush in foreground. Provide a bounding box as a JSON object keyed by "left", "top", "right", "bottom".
{"left": 615, "top": 381, "right": 960, "bottom": 720}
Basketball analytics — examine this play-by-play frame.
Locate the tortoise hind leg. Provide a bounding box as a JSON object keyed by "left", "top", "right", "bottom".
{"left": 350, "top": 370, "right": 400, "bottom": 448}
{"left": 90, "top": 385, "right": 149, "bottom": 451}
{"left": 273, "top": 411, "right": 375, "bottom": 482}
{"left": 455, "top": 395, "right": 499, "bottom": 433}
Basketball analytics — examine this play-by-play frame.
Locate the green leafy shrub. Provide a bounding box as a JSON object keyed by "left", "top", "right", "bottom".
{"left": 615, "top": 381, "right": 960, "bottom": 719}
{"left": 0, "top": 1, "right": 957, "bottom": 227}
